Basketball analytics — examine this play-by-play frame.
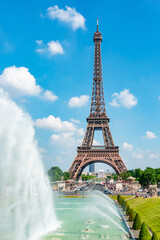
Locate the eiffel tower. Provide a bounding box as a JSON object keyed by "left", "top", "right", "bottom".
{"left": 69, "top": 20, "right": 127, "bottom": 180}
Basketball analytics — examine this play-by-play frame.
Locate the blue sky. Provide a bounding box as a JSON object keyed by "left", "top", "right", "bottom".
{"left": 1, "top": 0, "right": 160, "bottom": 172}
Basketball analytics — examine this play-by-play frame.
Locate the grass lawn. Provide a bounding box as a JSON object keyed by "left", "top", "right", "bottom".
{"left": 127, "top": 197, "right": 160, "bottom": 237}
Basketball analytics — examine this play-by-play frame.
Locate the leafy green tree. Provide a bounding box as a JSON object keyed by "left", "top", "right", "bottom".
{"left": 112, "top": 173, "right": 118, "bottom": 181}
{"left": 48, "top": 166, "right": 63, "bottom": 181}
{"left": 63, "top": 172, "right": 70, "bottom": 180}
{"left": 139, "top": 168, "right": 156, "bottom": 188}
{"left": 135, "top": 168, "right": 143, "bottom": 178}
{"left": 155, "top": 168, "right": 160, "bottom": 175}
{"left": 133, "top": 213, "right": 142, "bottom": 230}
{"left": 127, "top": 170, "right": 135, "bottom": 177}
{"left": 81, "top": 175, "right": 96, "bottom": 181}
{"left": 119, "top": 171, "right": 131, "bottom": 180}
{"left": 151, "top": 232, "right": 159, "bottom": 240}
{"left": 156, "top": 174, "right": 160, "bottom": 187}
{"left": 139, "top": 222, "right": 151, "bottom": 240}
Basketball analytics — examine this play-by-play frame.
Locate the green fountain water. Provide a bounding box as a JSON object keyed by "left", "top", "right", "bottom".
{"left": 42, "top": 193, "right": 131, "bottom": 240}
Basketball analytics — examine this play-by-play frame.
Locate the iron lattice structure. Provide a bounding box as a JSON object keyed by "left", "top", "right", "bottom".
{"left": 69, "top": 21, "right": 127, "bottom": 180}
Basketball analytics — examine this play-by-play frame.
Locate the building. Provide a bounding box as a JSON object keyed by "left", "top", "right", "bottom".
{"left": 89, "top": 163, "right": 95, "bottom": 172}
{"left": 98, "top": 170, "right": 105, "bottom": 179}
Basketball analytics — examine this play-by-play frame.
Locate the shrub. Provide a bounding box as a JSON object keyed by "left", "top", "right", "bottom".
{"left": 129, "top": 208, "right": 136, "bottom": 222}
{"left": 133, "top": 213, "right": 142, "bottom": 230}
{"left": 122, "top": 199, "right": 125, "bottom": 210}
{"left": 119, "top": 195, "right": 122, "bottom": 204}
{"left": 139, "top": 222, "right": 151, "bottom": 240}
{"left": 117, "top": 194, "right": 120, "bottom": 202}
{"left": 124, "top": 201, "right": 128, "bottom": 211}
{"left": 151, "top": 232, "right": 159, "bottom": 240}
{"left": 126, "top": 205, "right": 131, "bottom": 215}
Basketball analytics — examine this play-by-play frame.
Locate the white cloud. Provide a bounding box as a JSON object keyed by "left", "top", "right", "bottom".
{"left": 36, "top": 40, "right": 64, "bottom": 56}
{"left": 109, "top": 89, "right": 138, "bottom": 109}
{"left": 149, "top": 154, "right": 158, "bottom": 159}
{"left": 35, "top": 115, "right": 75, "bottom": 132}
{"left": 47, "top": 5, "right": 86, "bottom": 30}
{"left": 36, "top": 40, "right": 43, "bottom": 45}
{"left": 0, "top": 66, "right": 58, "bottom": 102}
{"left": 70, "top": 118, "right": 80, "bottom": 124}
{"left": 0, "top": 66, "right": 41, "bottom": 97}
{"left": 132, "top": 152, "right": 143, "bottom": 159}
{"left": 51, "top": 132, "right": 75, "bottom": 147}
{"left": 92, "top": 139, "right": 101, "bottom": 145}
{"left": 51, "top": 132, "right": 83, "bottom": 148}
{"left": 142, "top": 131, "right": 157, "bottom": 139}
{"left": 122, "top": 142, "right": 133, "bottom": 151}
{"left": 35, "top": 115, "right": 84, "bottom": 136}
{"left": 38, "top": 147, "right": 47, "bottom": 153}
{"left": 68, "top": 95, "right": 89, "bottom": 107}
{"left": 43, "top": 90, "right": 58, "bottom": 102}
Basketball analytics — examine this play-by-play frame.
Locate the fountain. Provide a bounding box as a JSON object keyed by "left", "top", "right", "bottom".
{"left": 46, "top": 191, "right": 131, "bottom": 240}
{"left": 0, "top": 90, "right": 59, "bottom": 240}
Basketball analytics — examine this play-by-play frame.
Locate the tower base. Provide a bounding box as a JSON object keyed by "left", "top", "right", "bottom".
{"left": 69, "top": 146, "right": 127, "bottom": 180}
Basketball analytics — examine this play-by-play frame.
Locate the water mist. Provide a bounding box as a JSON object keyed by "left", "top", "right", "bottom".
{"left": 0, "top": 90, "right": 59, "bottom": 240}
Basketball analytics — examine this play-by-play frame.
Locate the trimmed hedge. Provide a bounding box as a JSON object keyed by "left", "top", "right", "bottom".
{"left": 151, "top": 232, "right": 159, "bottom": 240}
{"left": 127, "top": 205, "right": 131, "bottom": 215}
{"left": 122, "top": 199, "right": 125, "bottom": 210}
{"left": 117, "top": 194, "right": 120, "bottom": 202}
{"left": 129, "top": 208, "right": 136, "bottom": 222}
{"left": 124, "top": 201, "right": 128, "bottom": 211}
{"left": 139, "top": 222, "right": 151, "bottom": 240}
{"left": 133, "top": 213, "right": 142, "bottom": 230}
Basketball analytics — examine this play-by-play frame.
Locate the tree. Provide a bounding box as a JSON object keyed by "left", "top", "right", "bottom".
{"left": 81, "top": 175, "right": 96, "bottom": 181}
{"left": 119, "top": 195, "right": 123, "bottom": 204}
{"left": 122, "top": 199, "right": 125, "bottom": 210}
{"left": 139, "top": 222, "right": 151, "bottom": 240}
{"left": 139, "top": 168, "right": 156, "bottom": 188}
{"left": 119, "top": 171, "right": 131, "bottom": 180}
{"left": 126, "top": 205, "right": 131, "bottom": 216}
{"left": 129, "top": 208, "right": 136, "bottom": 222}
{"left": 135, "top": 168, "right": 143, "bottom": 179}
{"left": 151, "top": 232, "right": 159, "bottom": 240}
{"left": 124, "top": 201, "right": 128, "bottom": 211}
{"left": 112, "top": 173, "right": 118, "bottom": 181}
{"left": 63, "top": 172, "right": 70, "bottom": 180}
{"left": 156, "top": 174, "right": 160, "bottom": 187}
{"left": 133, "top": 213, "right": 142, "bottom": 230}
{"left": 48, "top": 166, "right": 63, "bottom": 181}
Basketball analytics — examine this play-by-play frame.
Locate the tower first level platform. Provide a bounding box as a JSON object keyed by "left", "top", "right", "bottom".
{"left": 69, "top": 117, "right": 127, "bottom": 180}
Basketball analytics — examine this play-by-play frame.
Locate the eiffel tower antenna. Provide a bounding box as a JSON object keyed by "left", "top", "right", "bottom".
{"left": 97, "top": 18, "right": 99, "bottom": 31}
{"left": 69, "top": 21, "right": 127, "bottom": 180}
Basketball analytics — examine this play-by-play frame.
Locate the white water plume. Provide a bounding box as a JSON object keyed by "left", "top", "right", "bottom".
{"left": 90, "top": 191, "right": 121, "bottom": 219}
{"left": 0, "top": 90, "right": 59, "bottom": 239}
{"left": 91, "top": 206, "right": 128, "bottom": 235}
